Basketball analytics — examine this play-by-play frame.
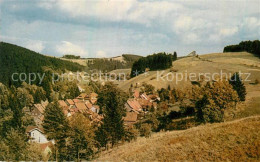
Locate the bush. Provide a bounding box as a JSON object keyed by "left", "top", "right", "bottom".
{"left": 195, "top": 80, "right": 239, "bottom": 123}
{"left": 139, "top": 123, "right": 152, "bottom": 138}
{"left": 124, "top": 127, "right": 139, "bottom": 142}
{"left": 141, "top": 83, "right": 155, "bottom": 94}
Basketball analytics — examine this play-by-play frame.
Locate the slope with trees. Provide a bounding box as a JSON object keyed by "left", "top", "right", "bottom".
{"left": 130, "top": 52, "right": 177, "bottom": 78}
{"left": 0, "top": 42, "right": 84, "bottom": 87}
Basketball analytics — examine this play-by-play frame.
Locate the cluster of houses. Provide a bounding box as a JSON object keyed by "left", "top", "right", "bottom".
{"left": 124, "top": 90, "right": 160, "bottom": 126}
{"left": 29, "top": 92, "right": 102, "bottom": 127}
{"left": 26, "top": 92, "right": 102, "bottom": 158}
{"left": 25, "top": 88, "right": 160, "bottom": 157}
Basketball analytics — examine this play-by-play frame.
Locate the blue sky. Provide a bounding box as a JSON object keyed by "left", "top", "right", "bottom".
{"left": 0, "top": 0, "right": 259, "bottom": 58}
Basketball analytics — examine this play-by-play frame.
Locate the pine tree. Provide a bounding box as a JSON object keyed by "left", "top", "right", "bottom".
{"left": 97, "top": 83, "right": 127, "bottom": 147}
{"left": 4, "top": 129, "right": 28, "bottom": 161}
{"left": 42, "top": 101, "right": 69, "bottom": 161}
{"left": 95, "top": 124, "right": 109, "bottom": 149}
{"left": 229, "top": 72, "right": 247, "bottom": 101}
{"left": 173, "top": 51, "right": 177, "bottom": 60}
{"left": 34, "top": 87, "right": 46, "bottom": 103}
{"left": 69, "top": 82, "right": 80, "bottom": 99}
{"left": 68, "top": 113, "right": 95, "bottom": 161}
{"left": 9, "top": 88, "right": 23, "bottom": 129}
{"left": 41, "top": 71, "right": 53, "bottom": 101}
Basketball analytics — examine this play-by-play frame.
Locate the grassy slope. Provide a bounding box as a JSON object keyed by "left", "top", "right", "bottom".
{"left": 117, "top": 52, "right": 260, "bottom": 91}
{"left": 99, "top": 116, "right": 260, "bottom": 161}
{"left": 99, "top": 52, "right": 260, "bottom": 161}
{"left": 60, "top": 54, "right": 142, "bottom": 67}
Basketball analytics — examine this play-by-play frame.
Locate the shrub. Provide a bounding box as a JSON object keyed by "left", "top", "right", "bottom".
{"left": 229, "top": 72, "right": 247, "bottom": 101}
{"left": 139, "top": 123, "right": 152, "bottom": 138}
{"left": 195, "top": 80, "right": 239, "bottom": 123}
{"left": 124, "top": 127, "right": 139, "bottom": 142}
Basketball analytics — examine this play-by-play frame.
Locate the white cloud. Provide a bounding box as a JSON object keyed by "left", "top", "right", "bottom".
{"left": 174, "top": 16, "right": 193, "bottom": 33}
{"left": 56, "top": 41, "right": 88, "bottom": 57}
{"left": 25, "top": 40, "right": 45, "bottom": 53}
{"left": 37, "top": 0, "right": 57, "bottom": 10}
{"left": 219, "top": 27, "right": 238, "bottom": 37}
{"left": 96, "top": 50, "right": 107, "bottom": 58}
{"left": 2, "top": 0, "right": 260, "bottom": 56}
{"left": 40, "top": 0, "right": 182, "bottom": 26}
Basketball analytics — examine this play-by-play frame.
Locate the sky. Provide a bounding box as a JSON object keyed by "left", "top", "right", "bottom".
{"left": 0, "top": 0, "right": 259, "bottom": 58}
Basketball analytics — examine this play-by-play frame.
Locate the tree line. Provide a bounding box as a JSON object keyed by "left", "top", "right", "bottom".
{"left": 62, "top": 54, "right": 81, "bottom": 59}
{"left": 130, "top": 52, "right": 177, "bottom": 77}
{"left": 223, "top": 40, "right": 260, "bottom": 57}
{"left": 86, "top": 54, "right": 142, "bottom": 72}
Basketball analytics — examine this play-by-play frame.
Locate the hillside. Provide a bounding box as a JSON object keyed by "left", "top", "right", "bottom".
{"left": 117, "top": 52, "right": 260, "bottom": 91}
{"left": 0, "top": 42, "right": 84, "bottom": 86}
{"left": 61, "top": 54, "right": 142, "bottom": 70}
{"left": 99, "top": 116, "right": 260, "bottom": 161}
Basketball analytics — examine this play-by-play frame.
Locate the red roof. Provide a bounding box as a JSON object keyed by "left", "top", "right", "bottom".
{"left": 90, "top": 92, "right": 98, "bottom": 98}
{"left": 133, "top": 90, "right": 140, "bottom": 98}
{"left": 40, "top": 142, "right": 53, "bottom": 151}
{"left": 127, "top": 99, "right": 142, "bottom": 112}
{"left": 73, "top": 99, "right": 80, "bottom": 103}
{"left": 138, "top": 98, "right": 152, "bottom": 107}
{"left": 66, "top": 99, "right": 74, "bottom": 105}
{"left": 85, "top": 100, "right": 93, "bottom": 109}
{"left": 34, "top": 104, "right": 44, "bottom": 114}
{"left": 124, "top": 112, "right": 138, "bottom": 122}
{"left": 58, "top": 100, "right": 68, "bottom": 107}
{"left": 75, "top": 102, "right": 87, "bottom": 110}
{"left": 141, "top": 93, "right": 150, "bottom": 100}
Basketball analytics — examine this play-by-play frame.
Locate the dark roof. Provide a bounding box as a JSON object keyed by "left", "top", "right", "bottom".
{"left": 26, "top": 126, "right": 44, "bottom": 133}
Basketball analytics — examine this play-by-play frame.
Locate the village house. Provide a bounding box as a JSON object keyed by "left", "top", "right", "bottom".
{"left": 76, "top": 93, "right": 88, "bottom": 101}
{"left": 123, "top": 112, "right": 138, "bottom": 127}
{"left": 123, "top": 89, "right": 160, "bottom": 123}
{"left": 26, "top": 126, "right": 49, "bottom": 144}
{"left": 31, "top": 101, "right": 48, "bottom": 126}
{"left": 65, "top": 99, "right": 75, "bottom": 108}
{"left": 125, "top": 99, "right": 142, "bottom": 113}
{"left": 89, "top": 92, "right": 98, "bottom": 104}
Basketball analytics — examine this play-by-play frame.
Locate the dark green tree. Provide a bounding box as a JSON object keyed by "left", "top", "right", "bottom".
{"left": 34, "top": 87, "right": 47, "bottom": 103}
{"left": 173, "top": 51, "right": 177, "bottom": 60}
{"left": 41, "top": 71, "right": 53, "bottom": 101}
{"left": 68, "top": 82, "right": 80, "bottom": 99}
{"left": 158, "top": 88, "right": 170, "bottom": 102}
{"left": 229, "top": 72, "right": 247, "bottom": 101}
{"left": 42, "top": 101, "right": 69, "bottom": 161}
{"left": 96, "top": 83, "right": 127, "bottom": 147}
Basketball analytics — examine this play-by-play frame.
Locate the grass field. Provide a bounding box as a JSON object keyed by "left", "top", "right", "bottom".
{"left": 98, "top": 52, "right": 260, "bottom": 161}
{"left": 117, "top": 52, "right": 260, "bottom": 91}
{"left": 99, "top": 116, "right": 260, "bottom": 161}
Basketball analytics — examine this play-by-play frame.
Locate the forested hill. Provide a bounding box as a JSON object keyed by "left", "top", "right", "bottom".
{"left": 0, "top": 42, "right": 84, "bottom": 86}
{"left": 223, "top": 40, "right": 260, "bottom": 57}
